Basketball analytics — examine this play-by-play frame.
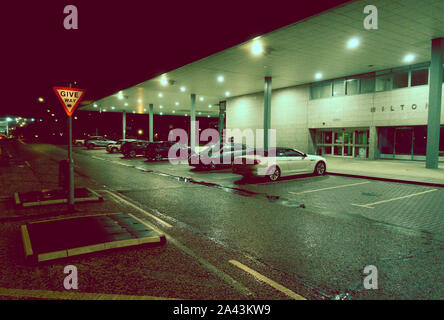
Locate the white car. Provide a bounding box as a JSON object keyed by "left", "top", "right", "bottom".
{"left": 106, "top": 139, "right": 136, "bottom": 153}
{"left": 232, "top": 147, "right": 327, "bottom": 181}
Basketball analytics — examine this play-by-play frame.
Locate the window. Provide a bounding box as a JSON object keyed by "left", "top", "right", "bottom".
{"left": 393, "top": 70, "right": 408, "bottom": 89}
{"left": 360, "top": 75, "right": 375, "bottom": 93}
{"left": 346, "top": 78, "right": 359, "bottom": 95}
{"left": 333, "top": 79, "right": 345, "bottom": 96}
{"left": 285, "top": 150, "right": 304, "bottom": 157}
{"left": 413, "top": 126, "right": 427, "bottom": 155}
{"left": 376, "top": 73, "right": 393, "bottom": 92}
{"left": 310, "top": 81, "right": 332, "bottom": 99}
{"left": 411, "top": 68, "right": 428, "bottom": 86}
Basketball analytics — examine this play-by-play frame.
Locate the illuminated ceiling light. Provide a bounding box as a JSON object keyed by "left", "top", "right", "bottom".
{"left": 47, "top": 109, "right": 50, "bottom": 112}
{"left": 38, "top": 97, "right": 44, "bottom": 102}
{"left": 93, "top": 104, "right": 98, "bottom": 108}
{"left": 51, "top": 113, "right": 55, "bottom": 117}
{"left": 217, "top": 75, "right": 224, "bottom": 83}
{"left": 207, "top": 115, "right": 210, "bottom": 118}
{"left": 132, "top": 111, "right": 136, "bottom": 114}
{"left": 251, "top": 39, "right": 263, "bottom": 55}
{"left": 225, "top": 91, "right": 230, "bottom": 97}
{"left": 111, "top": 106, "right": 115, "bottom": 110}
{"left": 199, "top": 97, "right": 204, "bottom": 101}
{"left": 403, "top": 54, "right": 415, "bottom": 63}
{"left": 198, "top": 112, "right": 201, "bottom": 115}
{"left": 160, "top": 76, "right": 168, "bottom": 86}
{"left": 103, "top": 109, "right": 107, "bottom": 112}
{"left": 315, "top": 72, "right": 323, "bottom": 80}
{"left": 158, "top": 93, "right": 163, "bottom": 98}
{"left": 160, "top": 112, "right": 163, "bottom": 115}
{"left": 172, "top": 110, "right": 176, "bottom": 113}
{"left": 180, "top": 87, "right": 186, "bottom": 92}
{"left": 74, "top": 116, "right": 78, "bottom": 120}
{"left": 185, "top": 113, "right": 188, "bottom": 116}
{"left": 159, "top": 105, "right": 163, "bottom": 109}
{"left": 347, "top": 38, "right": 360, "bottom": 49}
{"left": 137, "top": 98, "right": 142, "bottom": 103}
{"left": 144, "top": 109, "right": 147, "bottom": 112}
{"left": 138, "top": 129, "right": 143, "bottom": 135}
{"left": 175, "top": 102, "right": 179, "bottom": 106}
{"left": 208, "top": 104, "right": 212, "bottom": 108}
{"left": 117, "top": 91, "right": 124, "bottom": 100}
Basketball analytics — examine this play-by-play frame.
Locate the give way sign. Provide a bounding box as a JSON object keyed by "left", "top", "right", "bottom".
{"left": 53, "top": 87, "right": 86, "bottom": 116}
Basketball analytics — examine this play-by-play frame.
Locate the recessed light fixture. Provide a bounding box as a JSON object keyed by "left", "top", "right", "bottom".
{"left": 38, "top": 97, "right": 44, "bottom": 102}
{"left": 159, "top": 105, "right": 163, "bottom": 109}
{"left": 217, "top": 75, "right": 224, "bottom": 83}
{"left": 160, "top": 76, "right": 168, "bottom": 86}
{"left": 172, "top": 110, "right": 175, "bottom": 113}
{"left": 185, "top": 113, "right": 188, "bottom": 116}
{"left": 403, "top": 54, "right": 415, "bottom": 63}
{"left": 207, "top": 115, "right": 210, "bottom": 118}
{"left": 315, "top": 72, "right": 323, "bottom": 80}
{"left": 225, "top": 91, "right": 231, "bottom": 97}
{"left": 132, "top": 111, "right": 136, "bottom": 114}
{"left": 137, "top": 99, "right": 142, "bottom": 103}
{"left": 117, "top": 91, "right": 124, "bottom": 100}
{"left": 93, "top": 104, "right": 98, "bottom": 108}
{"left": 158, "top": 93, "right": 163, "bottom": 98}
{"left": 180, "top": 87, "right": 186, "bottom": 92}
{"left": 208, "top": 104, "right": 212, "bottom": 108}
{"left": 199, "top": 97, "right": 204, "bottom": 101}
{"left": 175, "top": 102, "right": 179, "bottom": 106}
{"left": 111, "top": 106, "right": 115, "bottom": 110}
{"left": 347, "top": 38, "right": 360, "bottom": 49}
{"left": 144, "top": 109, "right": 147, "bottom": 112}
{"left": 124, "top": 102, "right": 128, "bottom": 106}
{"left": 251, "top": 39, "right": 263, "bottom": 55}
{"left": 160, "top": 112, "right": 163, "bottom": 115}
{"left": 198, "top": 112, "right": 201, "bottom": 115}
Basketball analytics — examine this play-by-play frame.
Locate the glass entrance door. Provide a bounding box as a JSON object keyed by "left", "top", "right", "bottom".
{"left": 394, "top": 128, "right": 413, "bottom": 159}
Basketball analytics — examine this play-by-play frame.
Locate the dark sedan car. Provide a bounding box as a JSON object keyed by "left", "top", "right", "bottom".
{"left": 121, "top": 140, "right": 150, "bottom": 158}
{"left": 144, "top": 141, "right": 190, "bottom": 161}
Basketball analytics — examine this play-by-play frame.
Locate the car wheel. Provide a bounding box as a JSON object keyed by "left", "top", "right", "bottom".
{"left": 129, "top": 150, "right": 137, "bottom": 158}
{"left": 267, "top": 166, "right": 281, "bottom": 182}
{"left": 112, "top": 147, "right": 118, "bottom": 153}
{"left": 314, "top": 161, "right": 326, "bottom": 176}
{"left": 87, "top": 144, "right": 94, "bottom": 150}
{"left": 155, "top": 154, "right": 162, "bottom": 161}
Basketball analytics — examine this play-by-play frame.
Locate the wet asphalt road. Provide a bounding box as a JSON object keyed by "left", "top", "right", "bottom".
{"left": 22, "top": 143, "right": 444, "bottom": 299}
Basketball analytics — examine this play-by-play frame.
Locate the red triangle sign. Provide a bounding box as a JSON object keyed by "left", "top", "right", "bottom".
{"left": 53, "top": 87, "right": 86, "bottom": 116}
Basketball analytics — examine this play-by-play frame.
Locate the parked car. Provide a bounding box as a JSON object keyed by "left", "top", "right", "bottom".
{"left": 85, "top": 137, "right": 117, "bottom": 149}
{"left": 232, "top": 147, "right": 327, "bottom": 181}
{"left": 106, "top": 139, "right": 137, "bottom": 153}
{"left": 145, "top": 141, "right": 190, "bottom": 161}
{"left": 74, "top": 136, "right": 102, "bottom": 146}
{"left": 188, "top": 143, "right": 255, "bottom": 170}
{"left": 121, "top": 140, "right": 150, "bottom": 158}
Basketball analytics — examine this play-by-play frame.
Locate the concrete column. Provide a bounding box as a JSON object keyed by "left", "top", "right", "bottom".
{"left": 426, "top": 38, "right": 444, "bottom": 169}
{"left": 368, "top": 126, "right": 378, "bottom": 160}
{"left": 218, "top": 101, "right": 226, "bottom": 143}
{"left": 264, "top": 77, "right": 272, "bottom": 150}
{"left": 122, "top": 111, "right": 126, "bottom": 140}
{"left": 149, "top": 104, "right": 154, "bottom": 142}
{"left": 190, "top": 94, "right": 196, "bottom": 152}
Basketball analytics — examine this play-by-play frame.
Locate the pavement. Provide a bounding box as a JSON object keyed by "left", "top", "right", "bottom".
{"left": 325, "top": 156, "right": 444, "bottom": 187}
{"left": 1, "top": 139, "right": 443, "bottom": 300}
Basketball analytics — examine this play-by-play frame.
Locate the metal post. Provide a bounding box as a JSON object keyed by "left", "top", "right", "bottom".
{"left": 264, "top": 77, "right": 272, "bottom": 150}
{"left": 190, "top": 94, "right": 196, "bottom": 152}
{"left": 67, "top": 83, "right": 75, "bottom": 212}
{"left": 218, "top": 101, "right": 226, "bottom": 143}
{"left": 149, "top": 104, "right": 154, "bottom": 142}
{"left": 426, "top": 38, "right": 444, "bottom": 168}
{"left": 122, "top": 111, "right": 126, "bottom": 140}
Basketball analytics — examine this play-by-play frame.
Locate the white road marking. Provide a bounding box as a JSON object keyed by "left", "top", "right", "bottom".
{"left": 351, "top": 189, "right": 438, "bottom": 209}
{"left": 289, "top": 181, "right": 370, "bottom": 195}
{"left": 25, "top": 161, "right": 31, "bottom": 167}
{"left": 91, "top": 156, "right": 106, "bottom": 161}
{"left": 104, "top": 190, "right": 173, "bottom": 228}
{"left": 229, "top": 260, "right": 306, "bottom": 300}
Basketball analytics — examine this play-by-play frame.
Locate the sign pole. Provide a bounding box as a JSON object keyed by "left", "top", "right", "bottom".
{"left": 68, "top": 82, "right": 75, "bottom": 212}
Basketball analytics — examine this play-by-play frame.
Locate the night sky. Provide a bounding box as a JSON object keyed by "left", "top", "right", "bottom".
{"left": 0, "top": 0, "right": 350, "bottom": 118}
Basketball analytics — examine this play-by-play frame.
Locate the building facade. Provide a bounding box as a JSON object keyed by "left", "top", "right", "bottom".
{"left": 226, "top": 62, "right": 444, "bottom": 161}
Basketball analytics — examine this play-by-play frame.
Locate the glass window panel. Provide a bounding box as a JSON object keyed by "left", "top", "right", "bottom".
{"left": 319, "top": 82, "right": 332, "bottom": 98}
{"left": 411, "top": 69, "right": 428, "bottom": 86}
{"left": 354, "top": 147, "right": 367, "bottom": 158}
{"left": 323, "top": 132, "right": 332, "bottom": 144}
{"left": 379, "top": 127, "right": 395, "bottom": 154}
{"left": 346, "top": 79, "right": 359, "bottom": 95}
{"left": 360, "top": 75, "right": 375, "bottom": 93}
{"left": 334, "top": 146, "right": 342, "bottom": 156}
{"left": 323, "top": 146, "right": 332, "bottom": 155}
{"left": 334, "top": 132, "right": 343, "bottom": 144}
{"left": 344, "top": 132, "right": 353, "bottom": 144}
{"left": 393, "top": 70, "right": 408, "bottom": 89}
{"left": 344, "top": 146, "right": 353, "bottom": 156}
{"left": 333, "top": 79, "right": 345, "bottom": 96}
{"left": 412, "top": 126, "right": 427, "bottom": 156}
{"left": 376, "top": 74, "right": 393, "bottom": 92}
{"left": 356, "top": 131, "right": 369, "bottom": 145}
{"left": 310, "top": 85, "right": 321, "bottom": 99}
